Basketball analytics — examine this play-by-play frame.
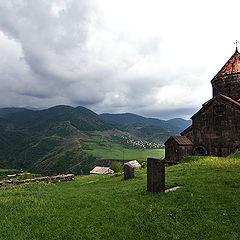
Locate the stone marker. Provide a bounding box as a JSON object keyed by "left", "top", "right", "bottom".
{"left": 125, "top": 160, "right": 141, "bottom": 169}
{"left": 124, "top": 163, "right": 134, "bottom": 180}
{"left": 147, "top": 157, "right": 165, "bottom": 193}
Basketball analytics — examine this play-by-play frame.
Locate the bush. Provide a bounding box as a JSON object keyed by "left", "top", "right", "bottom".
{"left": 138, "top": 160, "right": 146, "bottom": 168}
{"left": 110, "top": 162, "right": 124, "bottom": 173}
{"left": 17, "top": 172, "right": 34, "bottom": 180}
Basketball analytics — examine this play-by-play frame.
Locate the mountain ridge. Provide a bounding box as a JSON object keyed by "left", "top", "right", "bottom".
{"left": 0, "top": 106, "right": 190, "bottom": 175}
{"left": 100, "top": 113, "right": 191, "bottom": 133}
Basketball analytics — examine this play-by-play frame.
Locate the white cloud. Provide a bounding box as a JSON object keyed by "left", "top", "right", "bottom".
{"left": 0, "top": 0, "right": 239, "bottom": 119}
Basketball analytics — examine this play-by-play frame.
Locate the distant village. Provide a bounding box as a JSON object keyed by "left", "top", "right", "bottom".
{"left": 119, "top": 135, "right": 164, "bottom": 149}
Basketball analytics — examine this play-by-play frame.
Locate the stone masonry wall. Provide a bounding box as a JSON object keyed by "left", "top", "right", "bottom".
{"left": 192, "top": 97, "right": 240, "bottom": 156}
{"left": 0, "top": 174, "right": 74, "bottom": 187}
{"left": 212, "top": 74, "right": 240, "bottom": 101}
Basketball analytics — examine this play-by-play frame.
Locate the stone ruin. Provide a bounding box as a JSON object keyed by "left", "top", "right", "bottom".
{"left": 0, "top": 174, "right": 74, "bottom": 187}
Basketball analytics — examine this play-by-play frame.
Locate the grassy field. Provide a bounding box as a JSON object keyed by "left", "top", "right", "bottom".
{"left": 81, "top": 133, "right": 165, "bottom": 161}
{"left": 85, "top": 146, "right": 165, "bottom": 161}
{"left": 0, "top": 154, "right": 240, "bottom": 239}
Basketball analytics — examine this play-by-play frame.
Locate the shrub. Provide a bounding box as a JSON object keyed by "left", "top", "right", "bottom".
{"left": 110, "top": 162, "right": 123, "bottom": 173}
{"left": 138, "top": 160, "right": 146, "bottom": 168}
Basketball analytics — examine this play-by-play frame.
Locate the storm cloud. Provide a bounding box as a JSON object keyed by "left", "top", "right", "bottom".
{"left": 0, "top": 0, "right": 239, "bottom": 119}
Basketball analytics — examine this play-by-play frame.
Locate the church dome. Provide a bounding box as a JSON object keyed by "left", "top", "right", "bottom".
{"left": 211, "top": 47, "right": 240, "bottom": 101}
{"left": 213, "top": 48, "right": 240, "bottom": 79}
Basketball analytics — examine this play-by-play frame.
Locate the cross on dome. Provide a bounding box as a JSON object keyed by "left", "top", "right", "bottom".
{"left": 234, "top": 40, "right": 239, "bottom": 52}
{"left": 213, "top": 44, "right": 240, "bottom": 79}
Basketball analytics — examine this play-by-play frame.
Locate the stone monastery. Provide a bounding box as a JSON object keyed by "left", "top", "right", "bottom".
{"left": 165, "top": 46, "right": 240, "bottom": 162}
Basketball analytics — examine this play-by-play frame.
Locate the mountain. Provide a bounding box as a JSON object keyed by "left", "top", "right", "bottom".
{"left": 0, "top": 106, "right": 117, "bottom": 175}
{"left": 0, "top": 106, "right": 191, "bottom": 175}
{"left": 1, "top": 105, "right": 116, "bottom": 131}
{"left": 100, "top": 113, "right": 191, "bottom": 143}
{"left": 0, "top": 105, "right": 73, "bottom": 129}
{"left": 0, "top": 107, "right": 27, "bottom": 117}
{"left": 100, "top": 113, "right": 168, "bottom": 125}
{"left": 166, "top": 118, "right": 192, "bottom": 131}
{"left": 100, "top": 113, "right": 191, "bottom": 133}
{"left": 57, "top": 106, "right": 117, "bottom": 131}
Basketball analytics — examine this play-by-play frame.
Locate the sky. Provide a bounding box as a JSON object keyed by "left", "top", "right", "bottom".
{"left": 0, "top": 0, "right": 239, "bottom": 120}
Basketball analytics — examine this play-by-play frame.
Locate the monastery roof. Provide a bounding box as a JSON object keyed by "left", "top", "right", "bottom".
{"left": 220, "top": 94, "right": 240, "bottom": 107}
{"left": 213, "top": 48, "right": 240, "bottom": 80}
{"left": 90, "top": 166, "right": 114, "bottom": 174}
{"left": 202, "top": 98, "right": 213, "bottom": 106}
{"left": 180, "top": 125, "right": 193, "bottom": 136}
{"left": 165, "top": 136, "right": 193, "bottom": 146}
{"left": 202, "top": 94, "right": 240, "bottom": 108}
{"left": 191, "top": 94, "right": 240, "bottom": 120}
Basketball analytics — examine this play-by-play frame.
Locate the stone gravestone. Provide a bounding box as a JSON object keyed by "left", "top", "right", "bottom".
{"left": 147, "top": 157, "right": 165, "bottom": 193}
{"left": 124, "top": 163, "right": 134, "bottom": 180}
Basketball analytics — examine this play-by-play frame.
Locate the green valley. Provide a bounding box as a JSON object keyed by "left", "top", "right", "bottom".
{"left": 80, "top": 132, "right": 165, "bottom": 161}
{"left": 0, "top": 105, "right": 189, "bottom": 175}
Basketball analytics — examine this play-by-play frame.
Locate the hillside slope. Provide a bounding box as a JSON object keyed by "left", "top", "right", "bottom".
{"left": 101, "top": 113, "right": 191, "bottom": 132}
{"left": 166, "top": 118, "right": 192, "bottom": 130}
{"left": 0, "top": 154, "right": 239, "bottom": 239}
{"left": 0, "top": 107, "right": 27, "bottom": 117}
{"left": 0, "top": 106, "right": 189, "bottom": 174}
{"left": 100, "top": 113, "right": 191, "bottom": 142}
{"left": 0, "top": 106, "right": 117, "bottom": 175}
{"left": 2, "top": 105, "right": 116, "bottom": 131}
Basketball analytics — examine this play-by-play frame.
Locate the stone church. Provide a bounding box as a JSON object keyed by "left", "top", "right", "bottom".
{"left": 165, "top": 47, "right": 240, "bottom": 161}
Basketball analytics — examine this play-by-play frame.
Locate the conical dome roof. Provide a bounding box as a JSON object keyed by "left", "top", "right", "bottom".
{"left": 213, "top": 48, "right": 240, "bottom": 79}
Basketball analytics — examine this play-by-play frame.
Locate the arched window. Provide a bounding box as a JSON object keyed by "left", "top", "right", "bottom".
{"left": 193, "top": 146, "right": 208, "bottom": 156}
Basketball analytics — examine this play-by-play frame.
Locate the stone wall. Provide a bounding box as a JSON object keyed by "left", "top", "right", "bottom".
{"left": 0, "top": 174, "right": 74, "bottom": 187}
{"left": 192, "top": 96, "right": 240, "bottom": 156}
{"left": 211, "top": 74, "right": 240, "bottom": 101}
{"left": 165, "top": 140, "right": 179, "bottom": 161}
{"left": 165, "top": 140, "right": 192, "bottom": 162}
{"left": 181, "top": 126, "right": 193, "bottom": 142}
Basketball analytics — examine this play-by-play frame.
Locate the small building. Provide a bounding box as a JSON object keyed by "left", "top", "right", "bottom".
{"left": 124, "top": 160, "right": 141, "bottom": 169}
{"left": 165, "top": 136, "right": 193, "bottom": 162}
{"left": 90, "top": 166, "right": 114, "bottom": 175}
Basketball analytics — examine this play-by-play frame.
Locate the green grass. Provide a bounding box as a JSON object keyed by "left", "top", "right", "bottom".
{"left": 85, "top": 146, "right": 165, "bottom": 161}
{"left": 81, "top": 133, "right": 165, "bottom": 161}
{"left": 0, "top": 169, "right": 19, "bottom": 180}
{"left": 0, "top": 154, "right": 240, "bottom": 239}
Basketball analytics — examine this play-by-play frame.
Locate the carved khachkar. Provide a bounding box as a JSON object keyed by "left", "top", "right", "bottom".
{"left": 147, "top": 157, "right": 165, "bottom": 193}
{"left": 124, "top": 163, "right": 134, "bottom": 180}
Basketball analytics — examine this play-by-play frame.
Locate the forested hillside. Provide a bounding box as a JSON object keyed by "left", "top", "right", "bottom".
{"left": 101, "top": 113, "right": 191, "bottom": 143}
{"left": 0, "top": 106, "right": 116, "bottom": 175}
{"left": 0, "top": 106, "right": 188, "bottom": 175}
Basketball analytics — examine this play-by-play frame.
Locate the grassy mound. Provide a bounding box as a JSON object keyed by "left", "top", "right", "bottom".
{"left": 0, "top": 154, "right": 240, "bottom": 239}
